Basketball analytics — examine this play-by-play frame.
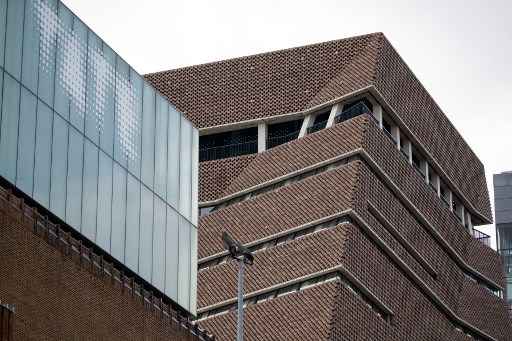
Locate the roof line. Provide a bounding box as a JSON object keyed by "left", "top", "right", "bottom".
{"left": 144, "top": 33, "right": 384, "bottom": 77}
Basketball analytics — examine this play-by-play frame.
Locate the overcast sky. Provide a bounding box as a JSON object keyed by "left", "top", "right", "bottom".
{"left": 63, "top": 0, "right": 511, "bottom": 248}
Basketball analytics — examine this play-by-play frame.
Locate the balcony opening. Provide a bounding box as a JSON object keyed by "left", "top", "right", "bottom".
{"left": 427, "top": 169, "right": 438, "bottom": 194}
{"left": 440, "top": 180, "right": 450, "bottom": 208}
{"left": 399, "top": 138, "right": 410, "bottom": 160}
{"left": 307, "top": 110, "right": 331, "bottom": 134}
{"left": 267, "top": 119, "right": 303, "bottom": 149}
{"left": 472, "top": 228, "right": 491, "bottom": 247}
{"left": 199, "top": 127, "right": 258, "bottom": 161}
{"left": 382, "top": 116, "right": 396, "bottom": 143}
{"left": 335, "top": 98, "right": 373, "bottom": 124}
{"left": 452, "top": 196, "right": 464, "bottom": 223}
{"left": 411, "top": 147, "right": 425, "bottom": 178}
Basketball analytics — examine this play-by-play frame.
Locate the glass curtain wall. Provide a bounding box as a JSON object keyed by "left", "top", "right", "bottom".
{"left": 495, "top": 172, "right": 512, "bottom": 312}
{"left": 0, "top": 0, "right": 198, "bottom": 314}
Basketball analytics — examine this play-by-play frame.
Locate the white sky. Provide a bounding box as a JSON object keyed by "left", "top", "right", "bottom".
{"left": 63, "top": 0, "right": 511, "bottom": 248}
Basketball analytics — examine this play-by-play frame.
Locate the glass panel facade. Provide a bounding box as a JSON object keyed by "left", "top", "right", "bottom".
{"left": 139, "top": 185, "right": 153, "bottom": 281}
{"left": 178, "top": 215, "right": 191, "bottom": 311}
{"left": 125, "top": 173, "right": 140, "bottom": 272}
{"left": 165, "top": 206, "right": 179, "bottom": 302}
{"left": 50, "top": 114, "right": 68, "bottom": 220}
{"left": 0, "top": 0, "right": 198, "bottom": 315}
{"left": 16, "top": 88, "right": 37, "bottom": 194}
{"left": 96, "top": 150, "right": 112, "bottom": 251}
{"left": 33, "top": 100, "right": 53, "bottom": 207}
{"left": 495, "top": 172, "right": 512, "bottom": 311}
{"left": 0, "top": 73, "right": 19, "bottom": 183}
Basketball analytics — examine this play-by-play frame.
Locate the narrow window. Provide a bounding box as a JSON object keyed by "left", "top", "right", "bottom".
{"left": 307, "top": 110, "right": 330, "bottom": 134}
{"left": 267, "top": 119, "right": 303, "bottom": 149}
{"left": 199, "top": 127, "right": 258, "bottom": 161}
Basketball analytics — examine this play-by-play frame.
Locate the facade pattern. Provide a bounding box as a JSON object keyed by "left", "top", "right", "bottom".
{"left": 148, "top": 33, "right": 512, "bottom": 340}
{"left": 0, "top": 0, "right": 198, "bottom": 317}
{"left": 495, "top": 172, "right": 512, "bottom": 313}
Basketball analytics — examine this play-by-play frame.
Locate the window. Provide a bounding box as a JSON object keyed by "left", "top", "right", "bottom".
{"left": 200, "top": 127, "right": 258, "bottom": 161}
{"left": 440, "top": 180, "right": 450, "bottom": 208}
{"left": 267, "top": 119, "right": 303, "bottom": 149}
{"left": 335, "top": 98, "right": 373, "bottom": 124}
{"left": 343, "top": 98, "right": 373, "bottom": 113}
{"left": 400, "top": 137, "right": 410, "bottom": 159}
{"left": 452, "top": 196, "right": 464, "bottom": 223}
{"left": 411, "top": 148, "right": 423, "bottom": 175}
{"left": 382, "top": 117, "right": 393, "bottom": 139}
{"left": 307, "top": 110, "right": 330, "bottom": 134}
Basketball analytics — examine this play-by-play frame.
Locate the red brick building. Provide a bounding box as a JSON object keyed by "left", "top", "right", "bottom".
{"left": 146, "top": 33, "right": 512, "bottom": 340}
{"left": 0, "top": 185, "right": 211, "bottom": 341}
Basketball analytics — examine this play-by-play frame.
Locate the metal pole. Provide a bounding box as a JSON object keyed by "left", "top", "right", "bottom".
{"left": 236, "top": 259, "right": 245, "bottom": 341}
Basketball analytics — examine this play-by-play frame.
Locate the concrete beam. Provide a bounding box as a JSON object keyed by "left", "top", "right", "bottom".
{"left": 448, "top": 190, "right": 453, "bottom": 212}
{"left": 258, "top": 123, "right": 267, "bottom": 152}
{"left": 391, "top": 126, "right": 400, "bottom": 150}
{"left": 326, "top": 104, "right": 342, "bottom": 128}
{"left": 299, "top": 115, "right": 313, "bottom": 138}
{"left": 422, "top": 161, "right": 429, "bottom": 184}
{"left": 432, "top": 173, "right": 441, "bottom": 197}
{"left": 373, "top": 104, "right": 383, "bottom": 129}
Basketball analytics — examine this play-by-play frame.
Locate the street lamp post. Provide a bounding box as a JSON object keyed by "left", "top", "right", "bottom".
{"left": 222, "top": 232, "right": 254, "bottom": 341}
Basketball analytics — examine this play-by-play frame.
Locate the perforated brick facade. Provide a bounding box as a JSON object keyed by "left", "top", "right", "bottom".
{"left": 148, "top": 33, "right": 511, "bottom": 340}
{"left": 146, "top": 33, "right": 491, "bottom": 223}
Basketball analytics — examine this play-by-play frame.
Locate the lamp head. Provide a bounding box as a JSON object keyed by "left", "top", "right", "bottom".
{"left": 222, "top": 231, "right": 254, "bottom": 265}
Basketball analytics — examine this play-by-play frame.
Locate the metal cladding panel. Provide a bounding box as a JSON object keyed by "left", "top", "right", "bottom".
{"left": 0, "top": 0, "right": 197, "bottom": 315}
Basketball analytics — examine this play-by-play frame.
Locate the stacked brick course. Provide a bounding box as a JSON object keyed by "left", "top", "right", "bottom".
{"left": 146, "top": 33, "right": 510, "bottom": 340}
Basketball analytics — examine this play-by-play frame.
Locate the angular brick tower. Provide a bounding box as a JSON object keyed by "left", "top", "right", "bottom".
{"left": 146, "top": 33, "right": 512, "bottom": 340}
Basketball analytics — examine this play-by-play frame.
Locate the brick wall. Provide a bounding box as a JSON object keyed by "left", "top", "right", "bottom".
{"left": 0, "top": 189, "right": 208, "bottom": 341}
{"left": 200, "top": 154, "right": 256, "bottom": 202}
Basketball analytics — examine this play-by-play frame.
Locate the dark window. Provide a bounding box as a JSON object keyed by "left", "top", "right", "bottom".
{"left": 199, "top": 127, "right": 258, "bottom": 161}
{"left": 399, "top": 138, "right": 410, "bottom": 159}
{"left": 267, "top": 119, "right": 303, "bottom": 149}
{"left": 440, "top": 181, "right": 450, "bottom": 207}
{"left": 382, "top": 118, "right": 394, "bottom": 140}
{"left": 307, "top": 110, "right": 330, "bottom": 134}
{"left": 335, "top": 99, "right": 373, "bottom": 124}
{"left": 343, "top": 98, "right": 374, "bottom": 112}
{"left": 411, "top": 151, "right": 423, "bottom": 175}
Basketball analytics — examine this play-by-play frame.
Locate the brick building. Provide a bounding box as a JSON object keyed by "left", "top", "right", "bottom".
{"left": 146, "top": 33, "right": 512, "bottom": 340}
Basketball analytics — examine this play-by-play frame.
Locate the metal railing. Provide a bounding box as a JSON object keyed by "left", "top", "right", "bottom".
{"left": 266, "top": 130, "right": 301, "bottom": 149}
{"left": 199, "top": 140, "right": 258, "bottom": 161}
{"left": 472, "top": 228, "right": 491, "bottom": 247}
{"left": 334, "top": 101, "right": 372, "bottom": 124}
